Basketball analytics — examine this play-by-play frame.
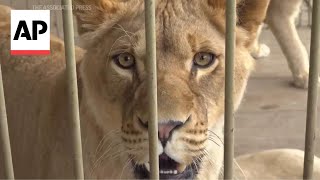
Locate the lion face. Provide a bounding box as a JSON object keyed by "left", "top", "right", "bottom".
{"left": 75, "top": 0, "right": 269, "bottom": 179}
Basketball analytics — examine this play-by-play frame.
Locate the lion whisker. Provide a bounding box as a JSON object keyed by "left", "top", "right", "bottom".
{"left": 208, "top": 137, "right": 221, "bottom": 147}
{"left": 192, "top": 159, "right": 200, "bottom": 174}
{"left": 94, "top": 139, "right": 122, "bottom": 162}
{"left": 113, "top": 24, "right": 135, "bottom": 36}
{"left": 95, "top": 130, "right": 121, "bottom": 155}
{"left": 90, "top": 142, "right": 123, "bottom": 175}
{"left": 201, "top": 149, "right": 218, "bottom": 169}
{"left": 208, "top": 130, "right": 223, "bottom": 144}
{"left": 90, "top": 148, "right": 137, "bottom": 177}
{"left": 107, "top": 34, "right": 132, "bottom": 62}
{"left": 120, "top": 156, "right": 134, "bottom": 179}
{"left": 234, "top": 159, "right": 247, "bottom": 180}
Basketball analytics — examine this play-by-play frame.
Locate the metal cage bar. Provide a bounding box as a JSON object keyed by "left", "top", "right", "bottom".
{"left": 303, "top": 0, "right": 320, "bottom": 179}
{"left": 224, "top": 0, "right": 237, "bottom": 179}
{"left": 0, "top": 64, "right": 15, "bottom": 179}
{"left": 144, "top": 0, "right": 159, "bottom": 179}
{"left": 61, "top": 0, "right": 84, "bottom": 179}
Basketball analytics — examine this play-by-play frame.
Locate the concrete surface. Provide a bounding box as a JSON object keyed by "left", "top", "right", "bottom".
{"left": 235, "top": 27, "right": 320, "bottom": 157}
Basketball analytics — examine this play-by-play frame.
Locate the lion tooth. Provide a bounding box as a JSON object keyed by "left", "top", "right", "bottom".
{"left": 144, "top": 163, "right": 150, "bottom": 172}
{"left": 160, "top": 169, "right": 178, "bottom": 175}
{"left": 177, "top": 164, "right": 187, "bottom": 173}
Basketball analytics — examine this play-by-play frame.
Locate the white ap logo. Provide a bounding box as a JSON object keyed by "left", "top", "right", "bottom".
{"left": 11, "top": 10, "right": 50, "bottom": 55}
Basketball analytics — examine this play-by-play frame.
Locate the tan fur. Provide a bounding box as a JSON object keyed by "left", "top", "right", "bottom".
{"left": 251, "top": 0, "right": 320, "bottom": 89}
{"left": 235, "top": 149, "right": 320, "bottom": 180}
{"left": 1, "top": 1, "right": 317, "bottom": 180}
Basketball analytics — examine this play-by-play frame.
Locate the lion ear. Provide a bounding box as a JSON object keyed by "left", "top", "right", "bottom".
{"left": 207, "top": 0, "right": 242, "bottom": 9}
{"left": 207, "top": 0, "right": 269, "bottom": 47}
{"left": 237, "top": 0, "right": 270, "bottom": 47}
{"left": 73, "top": 0, "right": 122, "bottom": 35}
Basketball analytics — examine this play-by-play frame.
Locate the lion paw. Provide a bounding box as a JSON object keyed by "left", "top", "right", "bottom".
{"left": 292, "top": 74, "right": 320, "bottom": 89}
{"left": 251, "top": 43, "right": 271, "bottom": 59}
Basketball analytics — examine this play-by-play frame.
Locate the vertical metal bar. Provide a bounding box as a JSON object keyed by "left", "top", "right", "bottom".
{"left": 224, "top": 0, "right": 236, "bottom": 179}
{"left": 303, "top": 0, "right": 320, "bottom": 179}
{"left": 308, "top": 0, "right": 312, "bottom": 27}
{"left": 61, "top": 0, "right": 84, "bottom": 179}
{"left": 0, "top": 64, "right": 14, "bottom": 179}
{"left": 144, "top": 0, "right": 159, "bottom": 179}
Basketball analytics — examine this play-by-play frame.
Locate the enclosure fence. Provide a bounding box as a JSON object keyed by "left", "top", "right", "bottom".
{"left": 0, "top": 0, "right": 319, "bottom": 179}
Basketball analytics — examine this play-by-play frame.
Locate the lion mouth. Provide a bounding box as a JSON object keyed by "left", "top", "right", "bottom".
{"left": 133, "top": 153, "right": 200, "bottom": 179}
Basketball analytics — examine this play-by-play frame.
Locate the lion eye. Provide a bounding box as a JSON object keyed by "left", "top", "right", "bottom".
{"left": 193, "top": 52, "right": 216, "bottom": 68}
{"left": 113, "top": 52, "right": 136, "bottom": 69}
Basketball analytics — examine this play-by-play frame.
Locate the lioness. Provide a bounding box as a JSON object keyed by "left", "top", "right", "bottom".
{"left": 0, "top": 1, "right": 319, "bottom": 179}
{"left": 251, "top": 0, "right": 317, "bottom": 89}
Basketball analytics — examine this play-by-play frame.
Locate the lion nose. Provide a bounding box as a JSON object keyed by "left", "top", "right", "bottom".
{"left": 138, "top": 118, "right": 185, "bottom": 147}
{"left": 158, "top": 121, "right": 183, "bottom": 147}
